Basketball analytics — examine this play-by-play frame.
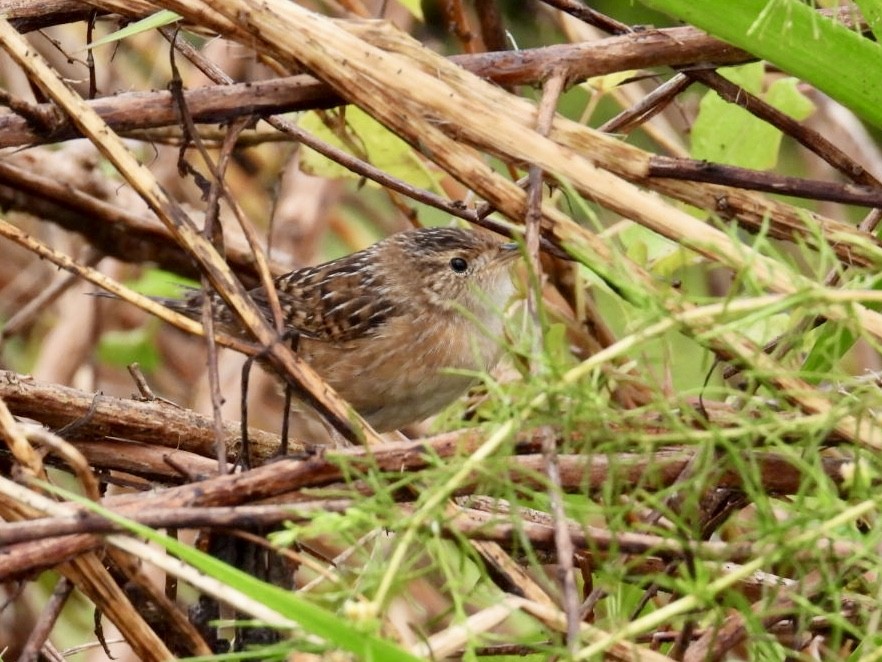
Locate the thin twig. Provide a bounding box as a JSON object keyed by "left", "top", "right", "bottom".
{"left": 167, "top": 39, "right": 232, "bottom": 475}
{"left": 648, "top": 156, "right": 882, "bottom": 207}
{"left": 17, "top": 577, "right": 74, "bottom": 662}
{"left": 599, "top": 73, "right": 693, "bottom": 134}
{"left": 443, "top": 0, "right": 481, "bottom": 54}
{"left": 537, "top": 0, "right": 632, "bottom": 34}
{"left": 541, "top": 428, "right": 580, "bottom": 653}
{"left": 126, "top": 363, "right": 156, "bottom": 401}
{"left": 526, "top": 71, "right": 565, "bottom": 329}
{"left": 687, "top": 69, "right": 881, "bottom": 188}
{"left": 474, "top": 0, "right": 508, "bottom": 52}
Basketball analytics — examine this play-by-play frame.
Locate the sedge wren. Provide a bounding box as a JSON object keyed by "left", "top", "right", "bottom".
{"left": 167, "top": 228, "right": 519, "bottom": 431}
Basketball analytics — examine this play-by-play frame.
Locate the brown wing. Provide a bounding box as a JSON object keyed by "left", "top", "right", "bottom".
{"left": 253, "top": 253, "right": 402, "bottom": 343}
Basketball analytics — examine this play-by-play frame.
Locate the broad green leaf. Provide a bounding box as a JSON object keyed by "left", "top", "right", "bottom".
{"left": 86, "top": 10, "right": 181, "bottom": 50}
{"left": 96, "top": 328, "right": 160, "bottom": 372}
{"left": 649, "top": 246, "right": 703, "bottom": 279}
{"left": 299, "top": 107, "right": 439, "bottom": 190}
{"left": 96, "top": 269, "right": 196, "bottom": 371}
{"left": 544, "top": 322, "right": 574, "bottom": 370}
{"left": 637, "top": 0, "right": 882, "bottom": 129}
{"left": 692, "top": 63, "right": 814, "bottom": 169}
{"left": 765, "top": 76, "right": 815, "bottom": 124}
{"left": 617, "top": 222, "right": 680, "bottom": 266}
{"left": 615, "top": 222, "right": 701, "bottom": 277}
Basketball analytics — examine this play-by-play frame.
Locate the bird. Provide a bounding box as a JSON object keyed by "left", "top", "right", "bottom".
{"left": 164, "top": 227, "right": 520, "bottom": 432}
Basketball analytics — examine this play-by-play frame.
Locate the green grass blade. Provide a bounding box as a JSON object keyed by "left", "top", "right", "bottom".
{"left": 86, "top": 10, "right": 181, "bottom": 50}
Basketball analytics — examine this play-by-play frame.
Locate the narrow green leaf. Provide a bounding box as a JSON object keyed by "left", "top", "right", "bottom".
{"left": 40, "top": 482, "right": 420, "bottom": 661}
{"left": 86, "top": 10, "right": 181, "bottom": 50}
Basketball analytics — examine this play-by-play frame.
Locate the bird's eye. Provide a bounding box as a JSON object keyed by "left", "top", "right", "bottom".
{"left": 449, "top": 257, "right": 468, "bottom": 273}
